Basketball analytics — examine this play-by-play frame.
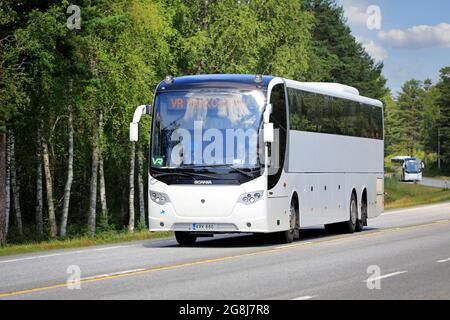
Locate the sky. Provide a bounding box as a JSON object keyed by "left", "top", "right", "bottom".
{"left": 336, "top": 0, "right": 450, "bottom": 95}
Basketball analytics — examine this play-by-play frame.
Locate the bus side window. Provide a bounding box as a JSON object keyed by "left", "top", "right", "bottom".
{"left": 268, "top": 84, "right": 287, "bottom": 190}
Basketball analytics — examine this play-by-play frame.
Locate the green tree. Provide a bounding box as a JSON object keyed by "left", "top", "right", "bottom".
{"left": 13, "top": 4, "right": 69, "bottom": 238}
{"left": 394, "top": 80, "right": 426, "bottom": 157}
{"left": 0, "top": 0, "right": 29, "bottom": 245}
{"left": 77, "top": 0, "right": 172, "bottom": 234}
{"left": 170, "top": 0, "right": 261, "bottom": 74}
{"left": 436, "top": 67, "right": 450, "bottom": 168}
{"left": 382, "top": 90, "right": 400, "bottom": 156}
{"left": 305, "top": 0, "right": 387, "bottom": 99}
{"left": 251, "top": 0, "right": 314, "bottom": 79}
{"left": 420, "top": 79, "right": 441, "bottom": 165}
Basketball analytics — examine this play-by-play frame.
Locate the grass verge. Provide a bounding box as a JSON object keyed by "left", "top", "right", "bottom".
{"left": 0, "top": 230, "right": 173, "bottom": 257}
{"left": 423, "top": 168, "right": 450, "bottom": 180}
{"left": 385, "top": 177, "right": 450, "bottom": 210}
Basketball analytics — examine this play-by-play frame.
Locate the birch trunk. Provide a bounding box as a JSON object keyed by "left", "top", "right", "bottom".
{"left": 98, "top": 111, "right": 108, "bottom": 222}
{"left": 128, "top": 142, "right": 136, "bottom": 233}
{"left": 98, "top": 155, "right": 107, "bottom": 220}
{"left": 42, "top": 137, "right": 57, "bottom": 238}
{"left": 60, "top": 102, "right": 74, "bottom": 238}
{"left": 0, "top": 133, "right": 7, "bottom": 246}
{"left": 35, "top": 126, "right": 43, "bottom": 236}
{"left": 9, "top": 131, "right": 23, "bottom": 236}
{"left": 120, "top": 188, "right": 126, "bottom": 226}
{"left": 5, "top": 131, "right": 11, "bottom": 236}
{"left": 137, "top": 147, "right": 146, "bottom": 228}
{"left": 87, "top": 113, "right": 99, "bottom": 237}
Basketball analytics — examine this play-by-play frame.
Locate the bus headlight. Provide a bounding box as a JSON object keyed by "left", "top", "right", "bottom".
{"left": 240, "top": 191, "right": 264, "bottom": 205}
{"left": 150, "top": 191, "right": 170, "bottom": 205}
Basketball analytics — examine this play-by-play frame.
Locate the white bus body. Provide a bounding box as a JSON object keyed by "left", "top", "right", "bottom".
{"left": 131, "top": 75, "right": 384, "bottom": 245}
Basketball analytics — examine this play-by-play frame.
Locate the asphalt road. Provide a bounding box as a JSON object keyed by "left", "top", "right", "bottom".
{"left": 419, "top": 177, "right": 450, "bottom": 189}
{"left": 1, "top": 202, "right": 450, "bottom": 300}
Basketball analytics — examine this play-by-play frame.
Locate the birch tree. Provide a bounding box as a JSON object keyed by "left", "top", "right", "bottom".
{"left": 98, "top": 111, "right": 108, "bottom": 225}
{"left": 137, "top": 146, "right": 146, "bottom": 229}
{"left": 128, "top": 142, "right": 136, "bottom": 233}
{"left": 0, "top": 134, "right": 6, "bottom": 246}
{"left": 60, "top": 92, "right": 74, "bottom": 238}
{"left": 42, "top": 134, "right": 57, "bottom": 238}
{"left": 9, "top": 131, "right": 23, "bottom": 236}
{"left": 88, "top": 112, "right": 100, "bottom": 237}
{"left": 0, "top": 0, "right": 28, "bottom": 245}
{"left": 5, "top": 131, "right": 11, "bottom": 236}
{"left": 35, "top": 125, "right": 43, "bottom": 236}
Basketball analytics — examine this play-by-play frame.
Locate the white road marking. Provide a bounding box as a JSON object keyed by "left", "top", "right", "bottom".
{"left": 276, "top": 241, "right": 313, "bottom": 249}
{"left": 82, "top": 268, "right": 145, "bottom": 281}
{"left": 291, "top": 295, "right": 317, "bottom": 300}
{"left": 363, "top": 270, "right": 408, "bottom": 282}
{"left": 0, "top": 253, "right": 63, "bottom": 264}
{"left": 0, "top": 245, "right": 137, "bottom": 264}
{"left": 93, "top": 245, "right": 134, "bottom": 251}
{"left": 437, "top": 258, "right": 450, "bottom": 263}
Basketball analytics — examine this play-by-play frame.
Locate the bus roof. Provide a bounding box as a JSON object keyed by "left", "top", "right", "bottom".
{"left": 284, "top": 79, "right": 383, "bottom": 107}
{"left": 156, "top": 74, "right": 275, "bottom": 92}
{"left": 155, "top": 74, "right": 382, "bottom": 107}
{"left": 391, "top": 156, "right": 420, "bottom": 163}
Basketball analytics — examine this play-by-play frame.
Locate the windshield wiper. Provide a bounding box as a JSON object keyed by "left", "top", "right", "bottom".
{"left": 230, "top": 166, "right": 262, "bottom": 178}
{"left": 180, "top": 164, "right": 260, "bottom": 178}
{"left": 151, "top": 170, "right": 216, "bottom": 180}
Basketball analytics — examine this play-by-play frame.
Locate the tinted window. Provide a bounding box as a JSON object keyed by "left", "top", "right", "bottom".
{"left": 268, "top": 84, "right": 287, "bottom": 190}
{"left": 287, "top": 88, "right": 383, "bottom": 140}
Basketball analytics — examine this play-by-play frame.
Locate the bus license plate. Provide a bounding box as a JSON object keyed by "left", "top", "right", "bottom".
{"left": 190, "top": 223, "right": 216, "bottom": 231}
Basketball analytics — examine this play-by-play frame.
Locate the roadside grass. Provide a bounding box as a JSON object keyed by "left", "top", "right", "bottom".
{"left": 0, "top": 230, "right": 173, "bottom": 257}
{"left": 385, "top": 177, "right": 450, "bottom": 210}
{"left": 423, "top": 168, "right": 450, "bottom": 180}
{"left": 1, "top": 178, "right": 450, "bottom": 257}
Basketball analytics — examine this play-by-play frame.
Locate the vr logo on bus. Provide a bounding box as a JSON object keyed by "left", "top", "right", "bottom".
{"left": 152, "top": 157, "right": 164, "bottom": 166}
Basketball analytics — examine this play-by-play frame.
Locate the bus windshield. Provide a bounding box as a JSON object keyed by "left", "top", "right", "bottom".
{"left": 405, "top": 161, "right": 421, "bottom": 173}
{"left": 150, "top": 89, "right": 266, "bottom": 171}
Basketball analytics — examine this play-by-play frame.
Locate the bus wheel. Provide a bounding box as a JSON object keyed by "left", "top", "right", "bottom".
{"left": 278, "top": 201, "right": 298, "bottom": 243}
{"left": 356, "top": 197, "right": 367, "bottom": 232}
{"left": 342, "top": 193, "right": 357, "bottom": 234}
{"left": 175, "top": 231, "right": 197, "bottom": 246}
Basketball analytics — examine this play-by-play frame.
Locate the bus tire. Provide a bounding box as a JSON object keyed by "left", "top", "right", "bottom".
{"left": 341, "top": 193, "right": 357, "bottom": 234}
{"left": 277, "top": 201, "right": 298, "bottom": 243}
{"left": 175, "top": 231, "right": 197, "bottom": 246}
{"left": 355, "top": 195, "right": 367, "bottom": 232}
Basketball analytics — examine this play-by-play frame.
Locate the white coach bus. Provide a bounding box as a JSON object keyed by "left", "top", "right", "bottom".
{"left": 391, "top": 156, "right": 424, "bottom": 182}
{"left": 130, "top": 75, "right": 384, "bottom": 245}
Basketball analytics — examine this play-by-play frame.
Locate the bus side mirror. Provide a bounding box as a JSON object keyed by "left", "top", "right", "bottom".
{"left": 130, "top": 122, "right": 139, "bottom": 142}
{"left": 129, "top": 104, "right": 152, "bottom": 142}
{"left": 264, "top": 123, "right": 274, "bottom": 143}
{"left": 421, "top": 162, "right": 425, "bottom": 169}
